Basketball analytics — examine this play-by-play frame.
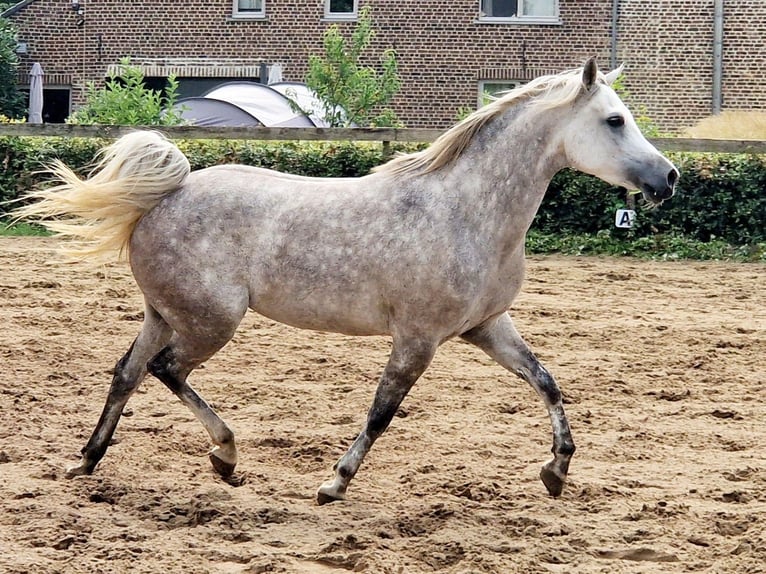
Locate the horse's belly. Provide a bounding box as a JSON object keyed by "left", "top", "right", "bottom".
{"left": 251, "top": 295, "right": 390, "bottom": 337}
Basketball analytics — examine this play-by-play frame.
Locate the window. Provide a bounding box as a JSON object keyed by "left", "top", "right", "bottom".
{"left": 325, "top": 0, "right": 357, "bottom": 20}
{"left": 144, "top": 77, "right": 260, "bottom": 100}
{"left": 234, "top": 0, "right": 264, "bottom": 18}
{"left": 22, "top": 87, "right": 71, "bottom": 123}
{"left": 479, "top": 0, "right": 558, "bottom": 23}
{"left": 479, "top": 80, "right": 523, "bottom": 106}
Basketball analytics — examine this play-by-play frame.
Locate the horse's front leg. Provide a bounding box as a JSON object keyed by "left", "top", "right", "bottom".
{"left": 462, "top": 312, "right": 575, "bottom": 497}
{"left": 316, "top": 337, "right": 437, "bottom": 505}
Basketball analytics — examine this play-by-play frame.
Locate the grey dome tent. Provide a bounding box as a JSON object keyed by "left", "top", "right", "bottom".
{"left": 269, "top": 82, "right": 331, "bottom": 127}
{"left": 170, "top": 97, "right": 263, "bottom": 127}
{"left": 170, "top": 81, "right": 331, "bottom": 127}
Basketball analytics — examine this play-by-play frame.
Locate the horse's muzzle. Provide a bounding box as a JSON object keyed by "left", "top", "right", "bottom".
{"left": 641, "top": 166, "right": 679, "bottom": 205}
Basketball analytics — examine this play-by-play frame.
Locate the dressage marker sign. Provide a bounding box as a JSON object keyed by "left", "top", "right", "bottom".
{"left": 615, "top": 208, "right": 637, "bottom": 228}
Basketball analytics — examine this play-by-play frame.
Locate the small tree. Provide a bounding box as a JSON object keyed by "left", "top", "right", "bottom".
{"left": 68, "top": 58, "right": 186, "bottom": 125}
{"left": 305, "top": 7, "right": 401, "bottom": 127}
{"left": 0, "top": 18, "right": 24, "bottom": 119}
{"left": 611, "top": 73, "right": 664, "bottom": 137}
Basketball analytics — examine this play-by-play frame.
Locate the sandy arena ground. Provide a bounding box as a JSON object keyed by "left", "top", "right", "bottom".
{"left": 0, "top": 236, "right": 764, "bottom": 573}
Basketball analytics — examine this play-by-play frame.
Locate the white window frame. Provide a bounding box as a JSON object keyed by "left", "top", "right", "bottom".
{"left": 324, "top": 0, "right": 358, "bottom": 20}
{"left": 479, "top": 80, "right": 524, "bottom": 106}
{"left": 233, "top": 0, "right": 265, "bottom": 19}
{"left": 478, "top": 0, "right": 560, "bottom": 25}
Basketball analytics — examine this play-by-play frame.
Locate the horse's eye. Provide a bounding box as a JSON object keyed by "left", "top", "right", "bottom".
{"left": 607, "top": 115, "right": 625, "bottom": 128}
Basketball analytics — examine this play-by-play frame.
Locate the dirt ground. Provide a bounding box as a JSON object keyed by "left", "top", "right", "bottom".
{"left": 0, "top": 236, "right": 763, "bottom": 574}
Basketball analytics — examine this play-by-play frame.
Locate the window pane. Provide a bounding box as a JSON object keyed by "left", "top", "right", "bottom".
{"left": 238, "top": 0, "right": 262, "bottom": 12}
{"left": 522, "top": 0, "right": 555, "bottom": 17}
{"left": 484, "top": 82, "right": 517, "bottom": 96}
{"left": 480, "top": 81, "right": 522, "bottom": 105}
{"left": 329, "top": 0, "right": 354, "bottom": 13}
{"left": 481, "top": 0, "right": 518, "bottom": 18}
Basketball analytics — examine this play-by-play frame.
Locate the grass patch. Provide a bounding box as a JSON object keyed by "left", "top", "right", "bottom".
{"left": 0, "top": 220, "right": 51, "bottom": 237}
{"left": 526, "top": 230, "right": 765, "bottom": 262}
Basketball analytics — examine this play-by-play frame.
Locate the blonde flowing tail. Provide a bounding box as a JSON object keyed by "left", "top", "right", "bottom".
{"left": 13, "top": 130, "right": 190, "bottom": 262}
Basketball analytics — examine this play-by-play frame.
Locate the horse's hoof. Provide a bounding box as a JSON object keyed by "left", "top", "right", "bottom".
{"left": 540, "top": 464, "right": 566, "bottom": 498}
{"left": 65, "top": 460, "right": 93, "bottom": 479}
{"left": 316, "top": 483, "right": 346, "bottom": 505}
{"left": 209, "top": 452, "right": 236, "bottom": 479}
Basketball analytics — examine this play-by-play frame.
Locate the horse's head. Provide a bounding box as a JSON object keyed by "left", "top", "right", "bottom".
{"left": 560, "top": 58, "right": 678, "bottom": 205}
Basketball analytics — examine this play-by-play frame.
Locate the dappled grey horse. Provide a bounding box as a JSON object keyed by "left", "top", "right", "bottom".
{"left": 17, "top": 58, "right": 677, "bottom": 503}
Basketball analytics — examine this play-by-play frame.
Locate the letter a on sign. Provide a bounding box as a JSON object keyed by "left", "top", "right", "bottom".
{"left": 615, "top": 209, "right": 636, "bottom": 228}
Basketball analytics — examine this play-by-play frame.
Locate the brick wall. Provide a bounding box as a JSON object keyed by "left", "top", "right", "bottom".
{"left": 614, "top": 0, "right": 766, "bottom": 132}
{"left": 719, "top": 2, "right": 766, "bottom": 112}
{"left": 7, "top": 0, "right": 765, "bottom": 131}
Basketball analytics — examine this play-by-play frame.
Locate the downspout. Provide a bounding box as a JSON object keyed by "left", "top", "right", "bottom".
{"left": 612, "top": 0, "right": 632, "bottom": 209}
{"left": 610, "top": 0, "right": 619, "bottom": 70}
{"left": 712, "top": 0, "right": 723, "bottom": 114}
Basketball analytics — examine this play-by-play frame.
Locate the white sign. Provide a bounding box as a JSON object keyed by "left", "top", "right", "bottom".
{"left": 615, "top": 209, "right": 636, "bottom": 228}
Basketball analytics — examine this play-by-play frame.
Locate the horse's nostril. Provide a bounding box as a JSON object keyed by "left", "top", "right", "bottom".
{"left": 667, "top": 168, "right": 679, "bottom": 188}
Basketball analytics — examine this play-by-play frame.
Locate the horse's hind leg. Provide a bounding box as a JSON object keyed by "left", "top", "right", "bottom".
{"left": 147, "top": 329, "right": 242, "bottom": 479}
{"left": 462, "top": 312, "right": 575, "bottom": 498}
{"left": 66, "top": 303, "right": 173, "bottom": 477}
{"left": 317, "top": 336, "right": 437, "bottom": 505}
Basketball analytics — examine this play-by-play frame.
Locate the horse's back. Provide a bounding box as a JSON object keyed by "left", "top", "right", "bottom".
{"left": 194, "top": 163, "right": 363, "bottom": 185}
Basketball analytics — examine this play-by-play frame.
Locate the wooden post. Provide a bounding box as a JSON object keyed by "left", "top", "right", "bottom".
{"left": 381, "top": 140, "right": 392, "bottom": 161}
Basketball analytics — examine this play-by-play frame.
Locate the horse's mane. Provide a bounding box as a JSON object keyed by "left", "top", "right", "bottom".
{"left": 375, "top": 67, "right": 589, "bottom": 178}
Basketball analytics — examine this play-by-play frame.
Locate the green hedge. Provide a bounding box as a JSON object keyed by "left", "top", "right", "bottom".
{"left": 1, "top": 136, "right": 764, "bottom": 246}
{"left": 542, "top": 154, "right": 766, "bottom": 245}
{"left": 0, "top": 137, "right": 401, "bottom": 206}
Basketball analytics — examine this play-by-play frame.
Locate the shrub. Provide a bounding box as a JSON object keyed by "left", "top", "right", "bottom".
{"left": 175, "top": 139, "right": 394, "bottom": 176}
{"left": 68, "top": 58, "right": 186, "bottom": 126}
{"left": 641, "top": 153, "right": 766, "bottom": 244}
{"left": 536, "top": 153, "right": 766, "bottom": 246}
{"left": 0, "top": 136, "right": 103, "bottom": 206}
{"left": 0, "top": 18, "right": 24, "bottom": 119}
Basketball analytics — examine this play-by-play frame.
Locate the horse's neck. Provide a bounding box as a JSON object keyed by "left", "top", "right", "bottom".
{"left": 440, "top": 108, "right": 565, "bottom": 238}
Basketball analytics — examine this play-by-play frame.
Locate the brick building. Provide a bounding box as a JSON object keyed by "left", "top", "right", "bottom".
{"left": 3, "top": 0, "right": 764, "bottom": 131}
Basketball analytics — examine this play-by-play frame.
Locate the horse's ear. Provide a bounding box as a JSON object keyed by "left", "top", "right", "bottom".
{"left": 582, "top": 57, "right": 598, "bottom": 92}
{"left": 603, "top": 63, "right": 625, "bottom": 86}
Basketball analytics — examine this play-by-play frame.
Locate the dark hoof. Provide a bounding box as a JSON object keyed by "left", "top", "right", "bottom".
{"left": 223, "top": 472, "right": 247, "bottom": 487}
{"left": 209, "top": 452, "right": 236, "bottom": 479}
{"left": 316, "top": 490, "right": 343, "bottom": 506}
{"left": 540, "top": 465, "right": 566, "bottom": 498}
{"left": 316, "top": 482, "right": 346, "bottom": 506}
{"left": 65, "top": 461, "right": 95, "bottom": 478}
